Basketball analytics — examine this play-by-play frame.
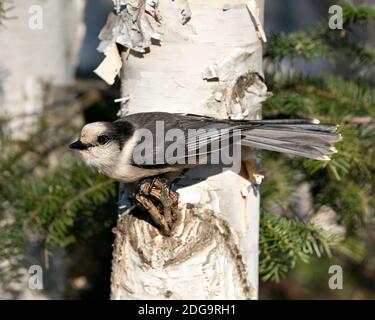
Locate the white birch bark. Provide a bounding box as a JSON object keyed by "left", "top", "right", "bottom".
{"left": 0, "top": 0, "right": 86, "bottom": 299}
{"left": 0, "top": 0, "right": 85, "bottom": 136}
{"left": 111, "top": 0, "right": 267, "bottom": 300}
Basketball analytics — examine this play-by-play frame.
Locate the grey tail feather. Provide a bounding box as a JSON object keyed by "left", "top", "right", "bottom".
{"left": 240, "top": 120, "right": 341, "bottom": 160}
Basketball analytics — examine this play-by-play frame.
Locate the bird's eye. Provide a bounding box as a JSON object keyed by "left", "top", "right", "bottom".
{"left": 97, "top": 135, "right": 110, "bottom": 145}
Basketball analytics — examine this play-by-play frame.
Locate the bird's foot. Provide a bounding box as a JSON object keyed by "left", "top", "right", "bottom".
{"left": 134, "top": 177, "right": 180, "bottom": 236}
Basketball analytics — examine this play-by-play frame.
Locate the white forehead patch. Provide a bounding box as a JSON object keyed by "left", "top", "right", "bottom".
{"left": 80, "top": 122, "right": 108, "bottom": 144}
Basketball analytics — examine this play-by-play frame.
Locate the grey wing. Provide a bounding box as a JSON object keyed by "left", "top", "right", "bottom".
{"left": 173, "top": 118, "right": 241, "bottom": 165}
{"left": 121, "top": 112, "right": 241, "bottom": 168}
{"left": 117, "top": 112, "right": 340, "bottom": 164}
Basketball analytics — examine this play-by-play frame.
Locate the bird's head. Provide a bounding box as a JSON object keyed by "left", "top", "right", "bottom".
{"left": 69, "top": 122, "right": 123, "bottom": 174}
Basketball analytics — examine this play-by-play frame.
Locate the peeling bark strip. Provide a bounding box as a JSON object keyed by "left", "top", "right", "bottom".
{"left": 110, "top": 0, "right": 266, "bottom": 299}
{"left": 98, "top": 0, "right": 162, "bottom": 54}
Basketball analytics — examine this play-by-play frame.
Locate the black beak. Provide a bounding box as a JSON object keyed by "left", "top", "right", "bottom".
{"left": 69, "top": 140, "right": 88, "bottom": 150}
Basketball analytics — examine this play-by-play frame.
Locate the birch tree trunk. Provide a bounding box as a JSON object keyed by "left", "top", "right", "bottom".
{"left": 110, "top": 0, "right": 268, "bottom": 300}
{"left": 0, "top": 0, "right": 86, "bottom": 299}
{"left": 0, "top": 0, "right": 85, "bottom": 135}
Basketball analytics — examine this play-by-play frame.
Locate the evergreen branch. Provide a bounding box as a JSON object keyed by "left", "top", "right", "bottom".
{"left": 0, "top": 160, "right": 117, "bottom": 283}
{"left": 293, "top": 82, "right": 373, "bottom": 111}
{"left": 260, "top": 212, "right": 337, "bottom": 282}
{"left": 45, "top": 177, "right": 115, "bottom": 246}
{"left": 265, "top": 29, "right": 329, "bottom": 62}
{"left": 62, "top": 179, "right": 114, "bottom": 213}
{"left": 264, "top": 75, "right": 375, "bottom": 121}
{"left": 265, "top": 0, "right": 375, "bottom": 70}
{"left": 341, "top": 0, "right": 375, "bottom": 25}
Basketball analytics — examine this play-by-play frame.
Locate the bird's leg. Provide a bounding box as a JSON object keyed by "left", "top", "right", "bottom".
{"left": 133, "top": 192, "right": 171, "bottom": 236}
{"left": 134, "top": 177, "right": 180, "bottom": 236}
{"left": 158, "top": 182, "right": 180, "bottom": 231}
{"left": 159, "top": 185, "right": 172, "bottom": 230}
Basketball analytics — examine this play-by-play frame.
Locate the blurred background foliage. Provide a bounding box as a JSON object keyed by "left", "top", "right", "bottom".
{"left": 260, "top": 0, "right": 375, "bottom": 298}
{"left": 0, "top": 0, "right": 374, "bottom": 299}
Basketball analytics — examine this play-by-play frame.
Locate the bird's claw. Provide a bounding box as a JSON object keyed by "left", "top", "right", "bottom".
{"left": 134, "top": 177, "right": 180, "bottom": 236}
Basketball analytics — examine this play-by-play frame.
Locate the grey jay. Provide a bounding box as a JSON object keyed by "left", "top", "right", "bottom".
{"left": 69, "top": 112, "right": 341, "bottom": 182}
